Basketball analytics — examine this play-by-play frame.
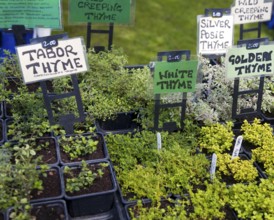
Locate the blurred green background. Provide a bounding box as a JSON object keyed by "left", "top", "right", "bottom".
{"left": 55, "top": 0, "right": 274, "bottom": 64}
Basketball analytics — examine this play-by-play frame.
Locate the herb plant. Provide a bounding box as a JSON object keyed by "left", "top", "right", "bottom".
{"left": 59, "top": 134, "right": 99, "bottom": 160}
{"left": 128, "top": 199, "right": 188, "bottom": 220}
{"left": 198, "top": 121, "right": 234, "bottom": 154}
{"left": 64, "top": 161, "right": 108, "bottom": 193}
{"left": 80, "top": 48, "right": 152, "bottom": 121}
{"left": 229, "top": 179, "right": 274, "bottom": 219}
{"left": 189, "top": 180, "right": 229, "bottom": 220}
{"left": 216, "top": 153, "right": 258, "bottom": 183}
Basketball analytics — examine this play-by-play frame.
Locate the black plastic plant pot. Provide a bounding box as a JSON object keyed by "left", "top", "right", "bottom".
{"left": 7, "top": 199, "right": 69, "bottom": 220}
{"left": 232, "top": 114, "right": 265, "bottom": 131}
{"left": 124, "top": 198, "right": 153, "bottom": 219}
{"left": 30, "top": 166, "right": 64, "bottom": 203}
{"left": 3, "top": 101, "right": 12, "bottom": 119}
{"left": 57, "top": 132, "right": 109, "bottom": 166}
{"left": 0, "top": 119, "right": 5, "bottom": 145}
{"left": 61, "top": 161, "right": 118, "bottom": 217}
{"left": 72, "top": 193, "right": 128, "bottom": 220}
{"left": 116, "top": 178, "right": 138, "bottom": 206}
{"left": 5, "top": 118, "right": 53, "bottom": 142}
{"left": 30, "top": 200, "right": 69, "bottom": 220}
{"left": 95, "top": 112, "right": 140, "bottom": 135}
{"left": 5, "top": 136, "right": 59, "bottom": 167}
{"left": 35, "top": 137, "right": 59, "bottom": 167}
{"left": 261, "top": 112, "right": 274, "bottom": 126}
{"left": 0, "top": 101, "right": 3, "bottom": 119}
{"left": 125, "top": 198, "right": 181, "bottom": 220}
{"left": 0, "top": 211, "right": 6, "bottom": 220}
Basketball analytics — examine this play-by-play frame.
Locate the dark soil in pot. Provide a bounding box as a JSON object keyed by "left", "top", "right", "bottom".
{"left": 58, "top": 133, "right": 106, "bottom": 164}
{"left": 30, "top": 203, "right": 66, "bottom": 220}
{"left": 30, "top": 167, "right": 62, "bottom": 202}
{"left": 64, "top": 163, "right": 113, "bottom": 197}
{"left": 35, "top": 137, "right": 58, "bottom": 165}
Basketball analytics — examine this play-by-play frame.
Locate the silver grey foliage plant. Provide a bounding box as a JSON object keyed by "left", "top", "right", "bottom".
{"left": 187, "top": 56, "right": 274, "bottom": 125}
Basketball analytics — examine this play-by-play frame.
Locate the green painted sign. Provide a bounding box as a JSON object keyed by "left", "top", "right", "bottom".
{"left": 153, "top": 60, "right": 198, "bottom": 94}
{"left": 69, "top": 0, "right": 132, "bottom": 24}
{"left": 226, "top": 44, "right": 274, "bottom": 79}
{"left": 0, "top": 0, "right": 62, "bottom": 29}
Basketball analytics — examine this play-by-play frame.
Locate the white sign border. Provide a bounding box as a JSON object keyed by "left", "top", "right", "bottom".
{"left": 197, "top": 14, "right": 234, "bottom": 55}
{"left": 16, "top": 37, "right": 89, "bottom": 84}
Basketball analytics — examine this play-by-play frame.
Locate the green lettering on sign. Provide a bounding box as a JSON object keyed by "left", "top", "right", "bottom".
{"left": 69, "top": 0, "right": 132, "bottom": 24}
{"left": 225, "top": 44, "right": 274, "bottom": 79}
{"left": 153, "top": 60, "right": 198, "bottom": 94}
{"left": 0, "top": 0, "right": 61, "bottom": 29}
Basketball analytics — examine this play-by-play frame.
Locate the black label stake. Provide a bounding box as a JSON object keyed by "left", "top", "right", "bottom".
{"left": 239, "top": 22, "right": 262, "bottom": 41}
{"left": 32, "top": 34, "right": 85, "bottom": 134}
{"left": 231, "top": 38, "right": 268, "bottom": 121}
{"left": 153, "top": 50, "right": 190, "bottom": 132}
{"left": 4, "top": 25, "right": 33, "bottom": 46}
{"left": 86, "top": 22, "right": 114, "bottom": 52}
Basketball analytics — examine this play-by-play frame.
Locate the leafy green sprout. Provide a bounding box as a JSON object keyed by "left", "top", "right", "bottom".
{"left": 59, "top": 134, "right": 99, "bottom": 160}
{"left": 64, "top": 161, "right": 108, "bottom": 193}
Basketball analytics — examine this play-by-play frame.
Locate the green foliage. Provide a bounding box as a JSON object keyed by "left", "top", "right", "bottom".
{"left": 129, "top": 199, "right": 188, "bottom": 220}
{"left": 106, "top": 130, "right": 210, "bottom": 202}
{"left": 187, "top": 57, "right": 274, "bottom": 124}
{"left": 105, "top": 130, "right": 160, "bottom": 172}
{"left": 241, "top": 118, "right": 273, "bottom": 147}
{"left": 229, "top": 179, "right": 274, "bottom": 219}
{"left": 5, "top": 137, "right": 50, "bottom": 156}
{"left": 158, "top": 144, "right": 210, "bottom": 195}
{"left": 0, "top": 51, "right": 22, "bottom": 101}
{"left": 80, "top": 48, "right": 152, "bottom": 121}
{"left": 261, "top": 78, "right": 274, "bottom": 114}
{"left": 138, "top": 93, "right": 184, "bottom": 130}
{"left": 0, "top": 143, "right": 48, "bottom": 219}
{"left": 59, "top": 134, "right": 99, "bottom": 160}
{"left": 187, "top": 56, "right": 234, "bottom": 124}
{"left": 216, "top": 153, "right": 258, "bottom": 183}
{"left": 198, "top": 121, "right": 234, "bottom": 154}
{"left": 119, "top": 164, "right": 166, "bottom": 204}
{"left": 240, "top": 119, "right": 274, "bottom": 177}
{"left": 252, "top": 141, "right": 274, "bottom": 178}
{"left": 7, "top": 117, "right": 52, "bottom": 141}
{"left": 64, "top": 161, "right": 108, "bottom": 193}
{"left": 189, "top": 180, "right": 229, "bottom": 220}
{"left": 7, "top": 86, "right": 45, "bottom": 117}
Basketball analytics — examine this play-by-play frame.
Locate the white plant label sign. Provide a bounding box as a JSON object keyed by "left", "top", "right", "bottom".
{"left": 210, "top": 153, "right": 217, "bottom": 180}
{"left": 231, "top": 0, "right": 273, "bottom": 24}
{"left": 198, "top": 15, "right": 234, "bottom": 55}
{"left": 157, "top": 132, "right": 162, "bottom": 151}
{"left": 232, "top": 135, "right": 243, "bottom": 159}
{"left": 225, "top": 44, "right": 274, "bottom": 79}
{"left": 16, "top": 37, "right": 88, "bottom": 84}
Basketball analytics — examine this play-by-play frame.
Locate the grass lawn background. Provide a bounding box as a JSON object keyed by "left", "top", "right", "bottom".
{"left": 55, "top": 0, "right": 274, "bottom": 64}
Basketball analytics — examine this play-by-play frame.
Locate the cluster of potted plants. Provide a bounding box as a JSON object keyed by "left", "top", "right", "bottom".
{"left": 0, "top": 47, "right": 274, "bottom": 219}
{"left": 106, "top": 118, "right": 274, "bottom": 219}
{"left": 0, "top": 50, "right": 125, "bottom": 219}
